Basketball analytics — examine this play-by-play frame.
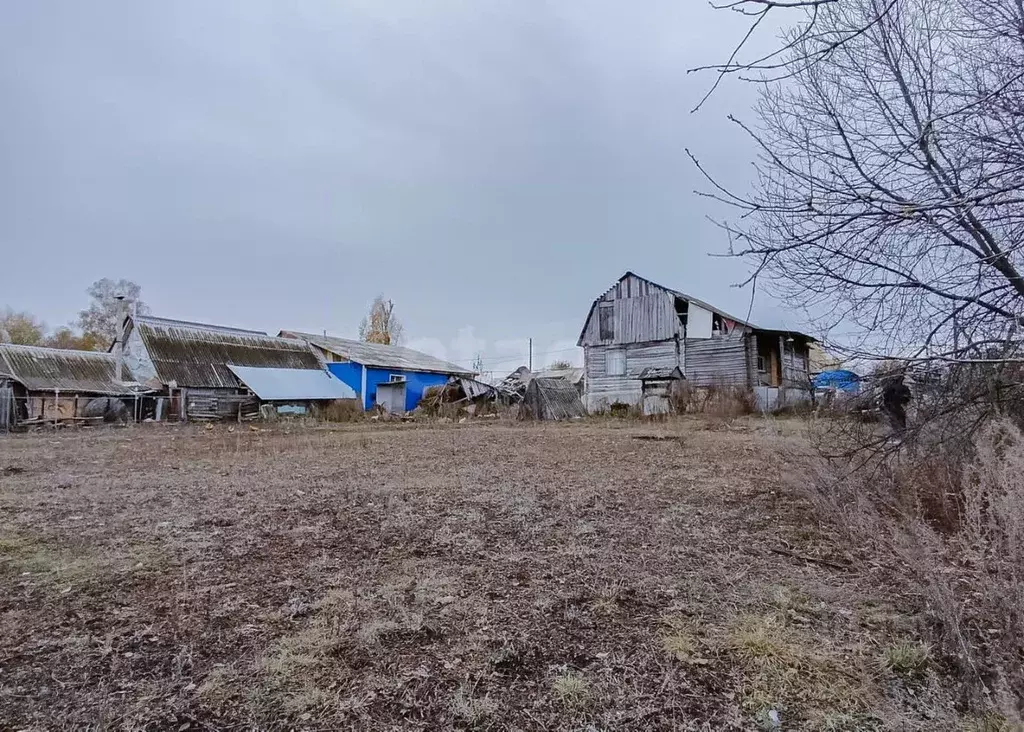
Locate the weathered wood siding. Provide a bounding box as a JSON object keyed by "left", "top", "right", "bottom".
{"left": 781, "top": 344, "right": 811, "bottom": 387}
{"left": 579, "top": 287, "right": 682, "bottom": 347}
{"left": 583, "top": 340, "right": 681, "bottom": 410}
{"left": 684, "top": 333, "right": 751, "bottom": 386}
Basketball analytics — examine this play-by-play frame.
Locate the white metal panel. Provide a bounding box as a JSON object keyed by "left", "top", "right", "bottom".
{"left": 226, "top": 365, "right": 356, "bottom": 400}
{"left": 688, "top": 305, "right": 714, "bottom": 339}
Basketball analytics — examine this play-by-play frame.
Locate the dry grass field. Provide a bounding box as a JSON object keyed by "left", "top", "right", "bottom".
{"left": 0, "top": 419, "right": 975, "bottom": 730}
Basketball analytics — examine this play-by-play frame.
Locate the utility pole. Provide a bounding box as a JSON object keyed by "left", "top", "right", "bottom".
{"left": 528, "top": 338, "right": 533, "bottom": 372}
{"left": 114, "top": 295, "right": 126, "bottom": 383}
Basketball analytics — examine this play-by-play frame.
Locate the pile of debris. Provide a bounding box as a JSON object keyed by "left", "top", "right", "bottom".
{"left": 417, "top": 376, "right": 499, "bottom": 417}
{"left": 494, "top": 366, "right": 532, "bottom": 403}
{"left": 494, "top": 365, "right": 585, "bottom": 404}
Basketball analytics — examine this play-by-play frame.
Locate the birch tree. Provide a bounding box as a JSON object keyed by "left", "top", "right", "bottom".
{"left": 76, "top": 278, "right": 148, "bottom": 347}
{"left": 358, "top": 295, "right": 405, "bottom": 346}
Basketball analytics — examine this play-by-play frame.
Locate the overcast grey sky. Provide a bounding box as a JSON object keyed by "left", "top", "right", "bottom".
{"left": 0, "top": 1, "right": 802, "bottom": 373}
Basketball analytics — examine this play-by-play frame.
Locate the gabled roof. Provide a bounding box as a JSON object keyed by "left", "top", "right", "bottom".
{"left": 578, "top": 271, "right": 816, "bottom": 345}
{"left": 280, "top": 331, "right": 475, "bottom": 376}
{"left": 0, "top": 343, "right": 143, "bottom": 395}
{"left": 131, "top": 316, "right": 322, "bottom": 389}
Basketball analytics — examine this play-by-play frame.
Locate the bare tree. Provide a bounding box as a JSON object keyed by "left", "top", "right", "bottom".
{"left": 694, "top": 0, "right": 1024, "bottom": 364}
{"left": 77, "top": 278, "right": 148, "bottom": 348}
{"left": 695, "top": 2, "right": 1024, "bottom": 713}
{"left": 358, "top": 295, "right": 405, "bottom": 346}
{"left": 692, "top": 0, "right": 898, "bottom": 111}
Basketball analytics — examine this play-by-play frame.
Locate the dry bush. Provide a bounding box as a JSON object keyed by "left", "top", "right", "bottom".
{"left": 813, "top": 418, "right": 1024, "bottom": 721}
{"left": 672, "top": 381, "right": 757, "bottom": 417}
{"left": 321, "top": 399, "right": 363, "bottom": 423}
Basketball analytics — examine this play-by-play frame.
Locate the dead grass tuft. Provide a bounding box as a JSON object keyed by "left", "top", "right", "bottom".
{"left": 450, "top": 685, "right": 499, "bottom": 724}
{"left": 551, "top": 670, "right": 590, "bottom": 707}
{"left": 881, "top": 640, "right": 931, "bottom": 679}
{"left": 660, "top": 614, "right": 699, "bottom": 661}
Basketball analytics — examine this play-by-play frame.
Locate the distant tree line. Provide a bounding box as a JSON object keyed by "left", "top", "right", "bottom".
{"left": 0, "top": 278, "right": 148, "bottom": 351}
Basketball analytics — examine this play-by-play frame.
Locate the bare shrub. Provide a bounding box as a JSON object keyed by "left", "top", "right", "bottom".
{"left": 813, "top": 418, "right": 1024, "bottom": 719}
{"left": 322, "top": 399, "right": 363, "bottom": 423}
{"left": 672, "top": 381, "right": 757, "bottom": 417}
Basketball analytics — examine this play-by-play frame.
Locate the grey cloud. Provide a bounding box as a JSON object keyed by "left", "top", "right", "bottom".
{"left": 0, "top": 0, "right": 802, "bottom": 370}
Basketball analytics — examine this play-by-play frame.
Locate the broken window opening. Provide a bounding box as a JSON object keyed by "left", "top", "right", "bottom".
{"left": 599, "top": 303, "right": 614, "bottom": 341}
{"left": 675, "top": 298, "right": 688, "bottom": 328}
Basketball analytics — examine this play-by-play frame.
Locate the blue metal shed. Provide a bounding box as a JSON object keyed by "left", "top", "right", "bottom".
{"left": 278, "top": 331, "right": 475, "bottom": 412}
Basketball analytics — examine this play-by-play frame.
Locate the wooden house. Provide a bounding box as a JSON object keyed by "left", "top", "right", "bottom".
{"left": 577, "top": 272, "right": 815, "bottom": 412}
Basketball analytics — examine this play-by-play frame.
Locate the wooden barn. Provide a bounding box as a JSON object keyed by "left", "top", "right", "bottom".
{"left": 577, "top": 272, "right": 815, "bottom": 412}
{"left": 121, "top": 315, "right": 353, "bottom": 421}
{"left": 0, "top": 343, "right": 147, "bottom": 429}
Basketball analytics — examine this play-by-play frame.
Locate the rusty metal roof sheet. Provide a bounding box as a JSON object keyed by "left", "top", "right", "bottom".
{"left": 0, "top": 343, "right": 143, "bottom": 394}
{"left": 638, "top": 366, "right": 685, "bottom": 380}
{"left": 134, "top": 316, "right": 323, "bottom": 389}
{"left": 280, "top": 331, "right": 475, "bottom": 376}
{"left": 226, "top": 365, "right": 357, "bottom": 401}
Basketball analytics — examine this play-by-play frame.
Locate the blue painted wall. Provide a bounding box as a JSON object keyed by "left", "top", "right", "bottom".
{"left": 326, "top": 362, "right": 448, "bottom": 411}
{"left": 366, "top": 368, "right": 448, "bottom": 411}
{"left": 327, "top": 362, "right": 363, "bottom": 404}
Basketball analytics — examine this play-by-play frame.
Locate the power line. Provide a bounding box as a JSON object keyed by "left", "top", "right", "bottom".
{"left": 472, "top": 345, "right": 582, "bottom": 371}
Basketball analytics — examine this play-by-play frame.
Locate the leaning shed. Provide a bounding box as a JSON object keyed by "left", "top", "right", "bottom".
{"left": 122, "top": 315, "right": 327, "bottom": 421}
{"left": 519, "top": 377, "right": 588, "bottom": 421}
{"left": 0, "top": 343, "right": 146, "bottom": 428}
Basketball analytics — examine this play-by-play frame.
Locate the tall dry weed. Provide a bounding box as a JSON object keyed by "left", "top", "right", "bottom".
{"left": 672, "top": 381, "right": 757, "bottom": 417}
{"left": 813, "top": 419, "right": 1024, "bottom": 721}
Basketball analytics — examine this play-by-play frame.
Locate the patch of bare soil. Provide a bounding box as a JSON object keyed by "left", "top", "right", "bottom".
{"left": 0, "top": 420, "right": 968, "bottom": 729}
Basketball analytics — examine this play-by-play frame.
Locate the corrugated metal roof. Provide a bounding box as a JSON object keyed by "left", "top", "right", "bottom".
{"left": 450, "top": 376, "right": 496, "bottom": 400}
{"left": 0, "top": 343, "right": 143, "bottom": 394}
{"left": 135, "top": 316, "right": 323, "bottom": 389}
{"left": 280, "top": 331, "right": 475, "bottom": 376}
{"left": 226, "top": 365, "right": 357, "bottom": 401}
{"left": 639, "top": 366, "right": 685, "bottom": 380}
{"left": 533, "top": 367, "right": 584, "bottom": 385}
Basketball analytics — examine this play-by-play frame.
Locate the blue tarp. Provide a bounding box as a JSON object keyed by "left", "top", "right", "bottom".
{"left": 813, "top": 369, "right": 860, "bottom": 393}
